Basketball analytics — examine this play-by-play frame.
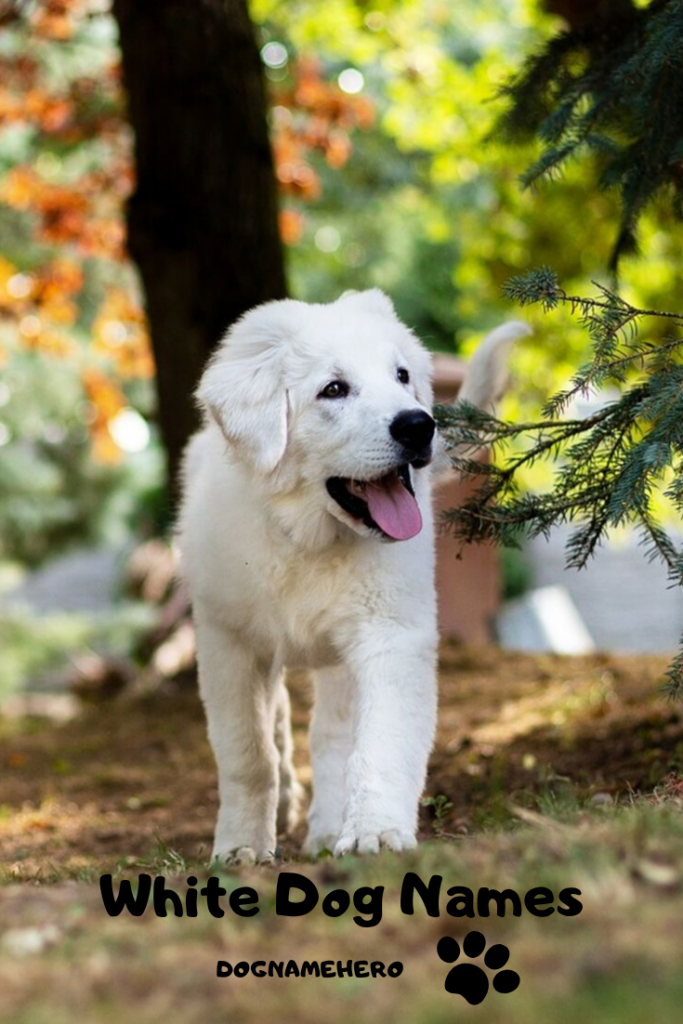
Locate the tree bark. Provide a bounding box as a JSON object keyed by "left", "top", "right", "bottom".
{"left": 113, "top": 0, "right": 287, "bottom": 498}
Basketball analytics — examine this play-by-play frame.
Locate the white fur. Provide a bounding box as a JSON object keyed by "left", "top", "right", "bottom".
{"left": 177, "top": 290, "right": 525, "bottom": 862}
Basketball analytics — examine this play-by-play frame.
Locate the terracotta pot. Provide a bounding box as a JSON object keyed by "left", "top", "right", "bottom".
{"left": 432, "top": 354, "right": 499, "bottom": 644}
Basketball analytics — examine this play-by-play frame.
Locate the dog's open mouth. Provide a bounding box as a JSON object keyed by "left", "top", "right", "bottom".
{"left": 326, "top": 464, "right": 422, "bottom": 541}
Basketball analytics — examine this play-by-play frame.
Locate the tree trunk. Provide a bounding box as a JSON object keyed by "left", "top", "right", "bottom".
{"left": 113, "top": 0, "right": 287, "bottom": 499}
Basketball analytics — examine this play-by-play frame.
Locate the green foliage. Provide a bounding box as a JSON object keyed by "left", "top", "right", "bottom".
{"left": 500, "top": 543, "right": 533, "bottom": 600}
{"left": 496, "top": 0, "right": 683, "bottom": 268}
{"left": 421, "top": 793, "right": 454, "bottom": 837}
{"left": 0, "top": 607, "right": 91, "bottom": 698}
{"left": 0, "top": 346, "right": 160, "bottom": 565}
{"left": 0, "top": 599, "right": 155, "bottom": 698}
{"left": 437, "top": 270, "right": 683, "bottom": 697}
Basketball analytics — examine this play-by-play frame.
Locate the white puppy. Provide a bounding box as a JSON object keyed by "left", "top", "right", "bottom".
{"left": 177, "top": 289, "right": 527, "bottom": 862}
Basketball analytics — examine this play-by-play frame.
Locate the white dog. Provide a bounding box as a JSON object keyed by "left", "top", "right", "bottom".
{"left": 177, "top": 289, "right": 527, "bottom": 863}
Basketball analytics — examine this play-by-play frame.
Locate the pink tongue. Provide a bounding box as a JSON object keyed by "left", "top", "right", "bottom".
{"left": 365, "top": 474, "right": 422, "bottom": 541}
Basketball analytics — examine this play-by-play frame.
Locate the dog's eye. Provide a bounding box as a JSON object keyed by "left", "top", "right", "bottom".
{"left": 318, "top": 380, "right": 349, "bottom": 399}
{"left": 397, "top": 367, "right": 410, "bottom": 385}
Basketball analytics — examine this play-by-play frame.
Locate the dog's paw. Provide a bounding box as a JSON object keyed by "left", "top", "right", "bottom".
{"left": 334, "top": 827, "right": 417, "bottom": 857}
{"left": 277, "top": 777, "right": 306, "bottom": 836}
{"left": 303, "top": 832, "right": 338, "bottom": 857}
{"left": 211, "top": 845, "right": 275, "bottom": 866}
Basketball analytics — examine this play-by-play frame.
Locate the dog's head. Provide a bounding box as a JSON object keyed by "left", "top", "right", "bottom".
{"left": 197, "top": 289, "right": 435, "bottom": 544}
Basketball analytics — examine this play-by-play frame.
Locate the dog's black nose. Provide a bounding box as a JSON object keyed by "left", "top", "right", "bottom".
{"left": 390, "top": 409, "right": 435, "bottom": 452}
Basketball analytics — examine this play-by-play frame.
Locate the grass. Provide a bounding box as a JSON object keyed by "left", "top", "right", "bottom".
{"left": 1, "top": 646, "right": 683, "bottom": 1022}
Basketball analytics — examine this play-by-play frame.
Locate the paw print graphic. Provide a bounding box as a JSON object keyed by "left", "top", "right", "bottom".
{"left": 437, "top": 931, "right": 520, "bottom": 1005}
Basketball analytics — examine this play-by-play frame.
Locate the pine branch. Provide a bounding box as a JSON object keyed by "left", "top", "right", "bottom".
{"left": 496, "top": 0, "right": 683, "bottom": 267}
{"left": 439, "top": 271, "right": 683, "bottom": 698}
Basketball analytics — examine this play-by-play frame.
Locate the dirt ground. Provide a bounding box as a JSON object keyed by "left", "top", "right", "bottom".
{"left": 2, "top": 646, "right": 683, "bottom": 1024}
{"left": 0, "top": 645, "right": 679, "bottom": 875}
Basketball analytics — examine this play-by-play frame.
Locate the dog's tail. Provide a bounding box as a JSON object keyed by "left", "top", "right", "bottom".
{"left": 433, "top": 320, "right": 531, "bottom": 482}
{"left": 457, "top": 320, "right": 532, "bottom": 412}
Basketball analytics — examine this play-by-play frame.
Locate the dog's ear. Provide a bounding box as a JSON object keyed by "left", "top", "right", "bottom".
{"left": 339, "top": 288, "right": 398, "bottom": 321}
{"left": 197, "top": 300, "right": 300, "bottom": 474}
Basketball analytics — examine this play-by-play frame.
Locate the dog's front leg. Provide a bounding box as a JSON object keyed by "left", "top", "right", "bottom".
{"left": 335, "top": 626, "right": 438, "bottom": 856}
{"left": 194, "top": 610, "right": 280, "bottom": 864}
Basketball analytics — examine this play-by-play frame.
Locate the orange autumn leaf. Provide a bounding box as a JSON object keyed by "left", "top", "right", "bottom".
{"left": 32, "top": 13, "right": 74, "bottom": 41}
{"left": 30, "top": 0, "right": 87, "bottom": 42}
{"left": 0, "top": 88, "right": 23, "bottom": 126}
{"left": 1, "top": 167, "right": 89, "bottom": 248}
{"left": 269, "top": 58, "right": 374, "bottom": 203}
{"left": 91, "top": 428, "right": 123, "bottom": 464}
{"left": 93, "top": 288, "right": 154, "bottom": 379}
{"left": 0, "top": 254, "right": 19, "bottom": 303}
{"left": 83, "top": 367, "right": 126, "bottom": 420}
{"left": 19, "top": 320, "right": 76, "bottom": 358}
{"left": 42, "top": 295, "right": 78, "bottom": 325}
{"left": 0, "top": 166, "right": 39, "bottom": 209}
{"left": 279, "top": 208, "right": 304, "bottom": 246}
{"left": 36, "top": 257, "right": 84, "bottom": 299}
{"left": 38, "top": 192, "right": 89, "bottom": 246}
{"left": 0, "top": 256, "right": 84, "bottom": 335}
{"left": 325, "top": 129, "right": 353, "bottom": 169}
{"left": 0, "top": 167, "right": 129, "bottom": 258}
{"left": 82, "top": 367, "right": 127, "bottom": 463}
{"left": 80, "top": 217, "right": 126, "bottom": 260}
